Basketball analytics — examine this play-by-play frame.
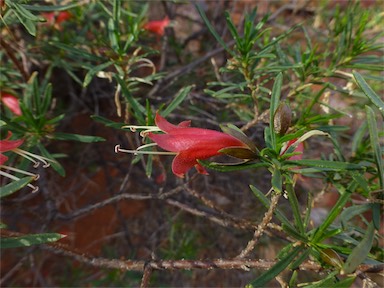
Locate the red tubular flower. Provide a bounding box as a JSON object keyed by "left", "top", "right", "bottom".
{"left": 143, "top": 17, "right": 170, "bottom": 36}
{"left": 0, "top": 132, "right": 24, "bottom": 165}
{"left": 1, "top": 93, "right": 22, "bottom": 116}
{"left": 147, "top": 113, "right": 250, "bottom": 177}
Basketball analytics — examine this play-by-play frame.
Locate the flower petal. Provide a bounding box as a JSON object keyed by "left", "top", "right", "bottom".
{"left": 0, "top": 132, "right": 24, "bottom": 152}
{"left": 171, "top": 151, "right": 198, "bottom": 177}
{"left": 155, "top": 113, "right": 179, "bottom": 132}
{"left": 148, "top": 130, "right": 246, "bottom": 153}
{"left": 194, "top": 163, "right": 209, "bottom": 175}
{"left": 143, "top": 17, "right": 170, "bottom": 36}
{"left": 147, "top": 133, "right": 185, "bottom": 152}
{"left": 0, "top": 154, "right": 8, "bottom": 165}
{"left": 1, "top": 94, "right": 22, "bottom": 116}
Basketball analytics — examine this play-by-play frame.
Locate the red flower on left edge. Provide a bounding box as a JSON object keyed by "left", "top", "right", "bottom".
{"left": 143, "top": 17, "right": 170, "bottom": 36}
{"left": 147, "top": 113, "right": 251, "bottom": 177}
{"left": 0, "top": 132, "right": 24, "bottom": 165}
{"left": 1, "top": 93, "right": 22, "bottom": 116}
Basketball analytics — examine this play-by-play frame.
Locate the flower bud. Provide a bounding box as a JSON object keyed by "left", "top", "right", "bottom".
{"left": 320, "top": 248, "right": 344, "bottom": 268}
{"left": 274, "top": 103, "right": 292, "bottom": 135}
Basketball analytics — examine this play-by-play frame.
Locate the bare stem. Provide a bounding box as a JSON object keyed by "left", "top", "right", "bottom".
{"left": 0, "top": 229, "right": 323, "bottom": 272}
{"left": 236, "top": 192, "right": 281, "bottom": 258}
{"left": 140, "top": 264, "right": 153, "bottom": 288}
{"left": 0, "top": 38, "right": 29, "bottom": 81}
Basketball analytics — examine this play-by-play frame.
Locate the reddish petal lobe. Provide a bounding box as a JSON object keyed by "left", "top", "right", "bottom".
{"left": 1, "top": 93, "right": 22, "bottom": 115}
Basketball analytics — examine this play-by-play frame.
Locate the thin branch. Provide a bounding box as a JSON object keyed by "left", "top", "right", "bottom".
{"left": 184, "top": 186, "right": 257, "bottom": 229}
{"left": 147, "top": 40, "right": 235, "bottom": 97}
{"left": 165, "top": 198, "right": 255, "bottom": 231}
{"left": 0, "top": 38, "right": 29, "bottom": 81}
{"left": 56, "top": 185, "right": 185, "bottom": 221}
{"left": 236, "top": 192, "right": 281, "bottom": 258}
{"left": 2, "top": 230, "right": 383, "bottom": 280}
{"left": 140, "top": 264, "right": 153, "bottom": 288}
{"left": 2, "top": 229, "right": 321, "bottom": 272}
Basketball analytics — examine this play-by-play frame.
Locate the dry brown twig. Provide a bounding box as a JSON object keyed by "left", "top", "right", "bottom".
{"left": 0, "top": 228, "right": 322, "bottom": 273}
{"left": 4, "top": 228, "right": 383, "bottom": 285}
{"left": 236, "top": 190, "right": 280, "bottom": 258}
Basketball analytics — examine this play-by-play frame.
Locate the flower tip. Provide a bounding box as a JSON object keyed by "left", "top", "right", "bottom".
{"left": 114, "top": 144, "right": 121, "bottom": 153}
{"left": 195, "top": 164, "right": 209, "bottom": 175}
{"left": 1, "top": 93, "right": 22, "bottom": 116}
{"left": 31, "top": 186, "right": 39, "bottom": 193}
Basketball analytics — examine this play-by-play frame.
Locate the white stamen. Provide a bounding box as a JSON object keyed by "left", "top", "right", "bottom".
{"left": 14, "top": 148, "right": 52, "bottom": 168}
{"left": 136, "top": 143, "right": 158, "bottom": 151}
{"left": 0, "top": 165, "right": 39, "bottom": 179}
{"left": 122, "top": 125, "right": 158, "bottom": 131}
{"left": 115, "top": 145, "right": 176, "bottom": 156}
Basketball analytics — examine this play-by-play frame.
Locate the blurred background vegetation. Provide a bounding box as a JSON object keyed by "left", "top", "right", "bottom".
{"left": 1, "top": 0, "right": 383, "bottom": 287}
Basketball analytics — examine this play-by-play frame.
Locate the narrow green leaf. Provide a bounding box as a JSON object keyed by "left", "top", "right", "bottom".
{"left": 46, "top": 114, "right": 65, "bottom": 125}
{"left": 49, "top": 42, "right": 103, "bottom": 62}
{"left": 271, "top": 168, "right": 282, "bottom": 193}
{"left": 351, "top": 172, "right": 370, "bottom": 197}
{"left": 162, "top": 85, "right": 194, "bottom": 117}
{"left": 372, "top": 203, "right": 381, "bottom": 230}
{"left": 41, "top": 83, "right": 53, "bottom": 116}
{"left": 351, "top": 121, "right": 367, "bottom": 156}
{"left": 198, "top": 160, "right": 267, "bottom": 172}
{"left": 108, "top": 18, "right": 119, "bottom": 52}
{"left": 286, "top": 183, "right": 305, "bottom": 234}
{"left": 12, "top": 3, "right": 41, "bottom": 21}
{"left": 342, "top": 222, "right": 375, "bottom": 274}
{"left": 1, "top": 233, "right": 65, "bottom": 249}
{"left": 145, "top": 154, "right": 153, "bottom": 178}
{"left": 340, "top": 204, "right": 371, "bottom": 229}
{"left": 37, "top": 143, "right": 65, "bottom": 177}
{"left": 286, "top": 159, "right": 365, "bottom": 171}
{"left": 51, "top": 132, "right": 105, "bottom": 143}
{"left": 0, "top": 177, "right": 35, "bottom": 198}
{"left": 21, "top": 3, "right": 81, "bottom": 12}
{"left": 83, "top": 61, "right": 114, "bottom": 87}
{"left": 366, "top": 106, "right": 384, "bottom": 188}
{"left": 250, "top": 246, "right": 302, "bottom": 287}
{"left": 354, "top": 72, "right": 384, "bottom": 116}
{"left": 224, "top": 11, "right": 241, "bottom": 47}
{"left": 290, "top": 248, "right": 310, "bottom": 270}
{"left": 312, "top": 182, "right": 355, "bottom": 243}
{"left": 114, "top": 75, "right": 145, "bottom": 124}
{"left": 195, "top": 4, "right": 235, "bottom": 57}
{"left": 91, "top": 115, "right": 125, "bottom": 129}
{"left": 12, "top": 6, "right": 37, "bottom": 36}
{"left": 328, "top": 276, "right": 357, "bottom": 288}
{"left": 269, "top": 73, "right": 283, "bottom": 150}
{"left": 303, "top": 271, "right": 339, "bottom": 288}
